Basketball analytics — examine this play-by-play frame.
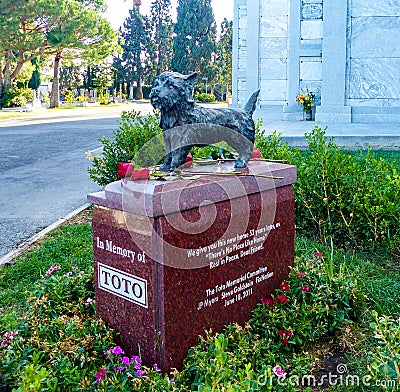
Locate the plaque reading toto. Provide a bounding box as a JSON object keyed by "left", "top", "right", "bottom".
{"left": 88, "top": 162, "right": 297, "bottom": 372}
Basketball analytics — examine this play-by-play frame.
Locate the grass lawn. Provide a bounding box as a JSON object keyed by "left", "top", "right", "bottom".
{"left": 0, "top": 213, "right": 399, "bottom": 391}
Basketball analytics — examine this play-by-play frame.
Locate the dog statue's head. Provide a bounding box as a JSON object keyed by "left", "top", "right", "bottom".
{"left": 150, "top": 71, "right": 198, "bottom": 111}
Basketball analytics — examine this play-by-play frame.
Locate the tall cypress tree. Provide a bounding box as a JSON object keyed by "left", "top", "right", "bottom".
{"left": 121, "top": 4, "right": 152, "bottom": 99}
{"left": 171, "top": 0, "right": 216, "bottom": 75}
{"left": 150, "top": 0, "right": 173, "bottom": 78}
{"left": 216, "top": 18, "right": 233, "bottom": 97}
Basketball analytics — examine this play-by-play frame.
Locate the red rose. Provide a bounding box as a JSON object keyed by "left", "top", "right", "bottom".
{"left": 117, "top": 162, "right": 134, "bottom": 178}
{"left": 282, "top": 339, "right": 289, "bottom": 345}
{"left": 183, "top": 154, "right": 193, "bottom": 168}
{"left": 131, "top": 168, "right": 150, "bottom": 180}
{"left": 251, "top": 149, "right": 262, "bottom": 159}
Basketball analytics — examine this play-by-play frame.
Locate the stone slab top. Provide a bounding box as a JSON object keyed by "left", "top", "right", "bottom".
{"left": 87, "top": 161, "right": 297, "bottom": 218}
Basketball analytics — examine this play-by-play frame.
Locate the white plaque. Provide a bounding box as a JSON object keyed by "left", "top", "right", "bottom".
{"left": 98, "top": 263, "right": 148, "bottom": 308}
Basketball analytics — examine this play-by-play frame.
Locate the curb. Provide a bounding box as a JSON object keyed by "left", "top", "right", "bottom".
{"left": 0, "top": 203, "right": 90, "bottom": 268}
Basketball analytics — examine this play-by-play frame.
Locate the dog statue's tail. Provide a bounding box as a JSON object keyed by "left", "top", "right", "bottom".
{"left": 244, "top": 90, "right": 260, "bottom": 115}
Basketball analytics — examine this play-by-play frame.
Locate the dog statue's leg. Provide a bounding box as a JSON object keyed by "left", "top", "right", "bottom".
{"left": 234, "top": 146, "right": 253, "bottom": 169}
{"left": 159, "top": 132, "right": 173, "bottom": 171}
{"left": 170, "top": 146, "right": 192, "bottom": 171}
{"left": 159, "top": 152, "right": 172, "bottom": 171}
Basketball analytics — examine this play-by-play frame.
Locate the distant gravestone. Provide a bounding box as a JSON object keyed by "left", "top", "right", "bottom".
{"left": 88, "top": 161, "right": 297, "bottom": 372}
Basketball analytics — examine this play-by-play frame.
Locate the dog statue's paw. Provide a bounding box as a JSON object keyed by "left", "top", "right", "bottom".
{"left": 159, "top": 163, "right": 172, "bottom": 172}
{"left": 234, "top": 158, "right": 247, "bottom": 169}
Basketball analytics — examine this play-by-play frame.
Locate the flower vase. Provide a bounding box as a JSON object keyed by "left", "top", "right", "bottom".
{"left": 305, "top": 108, "right": 313, "bottom": 121}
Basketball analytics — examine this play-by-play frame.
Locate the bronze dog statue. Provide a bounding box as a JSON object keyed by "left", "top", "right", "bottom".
{"left": 150, "top": 71, "right": 260, "bottom": 171}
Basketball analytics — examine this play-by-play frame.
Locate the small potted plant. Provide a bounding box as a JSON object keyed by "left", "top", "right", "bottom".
{"left": 296, "top": 89, "right": 315, "bottom": 120}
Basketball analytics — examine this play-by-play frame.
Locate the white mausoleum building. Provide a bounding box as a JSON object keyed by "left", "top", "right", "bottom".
{"left": 232, "top": 0, "right": 400, "bottom": 123}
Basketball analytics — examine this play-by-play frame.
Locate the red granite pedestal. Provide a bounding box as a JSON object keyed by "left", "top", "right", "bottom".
{"left": 88, "top": 162, "right": 297, "bottom": 372}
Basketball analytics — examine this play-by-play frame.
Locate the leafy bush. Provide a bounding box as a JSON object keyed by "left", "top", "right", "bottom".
{"left": 1, "top": 86, "right": 32, "bottom": 107}
{"left": 255, "top": 126, "right": 400, "bottom": 252}
{"left": 368, "top": 312, "right": 400, "bottom": 387}
{"left": 195, "top": 92, "right": 216, "bottom": 103}
{"left": 77, "top": 95, "right": 88, "bottom": 103}
{"left": 97, "top": 92, "right": 110, "bottom": 105}
{"left": 64, "top": 90, "right": 77, "bottom": 104}
{"left": 88, "top": 110, "right": 163, "bottom": 186}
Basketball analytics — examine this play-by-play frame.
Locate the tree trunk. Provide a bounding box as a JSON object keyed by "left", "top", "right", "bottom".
{"left": 135, "top": 76, "right": 143, "bottom": 100}
{"left": 50, "top": 55, "right": 61, "bottom": 108}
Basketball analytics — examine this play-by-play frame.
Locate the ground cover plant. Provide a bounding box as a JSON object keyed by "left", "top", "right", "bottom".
{"left": 0, "top": 222, "right": 399, "bottom": 391}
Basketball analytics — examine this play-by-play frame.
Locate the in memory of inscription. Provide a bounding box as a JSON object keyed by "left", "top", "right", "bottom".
{"left": 98, "top": 263, "right": 148, "bottom": 308}
{"left": 96, "top": 237, "right": 146, "bottom": 264}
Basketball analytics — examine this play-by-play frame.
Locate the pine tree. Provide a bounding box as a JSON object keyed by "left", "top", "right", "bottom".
{"left": 121, "top": 4, "right": 152, "bottom": 99}
{"left": 171, "top": 0, "right": 216, "bottom": 76}
{"left": 216, "top": 18, "right": 233, "bottom": 98}
{"left": 150, "top": 0, "right": 173, "bottom": 78}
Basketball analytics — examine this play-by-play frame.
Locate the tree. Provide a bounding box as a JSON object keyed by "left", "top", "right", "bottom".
{"left": 28, "top": 58, "right": 41, "bottom": 104}
{"left": 0, "top": 0, "right": 118, "bottom": 106}
{"left": 150, "top": 0, "right": 173, "bottom": 78}
{"left": 120, "top": 4, "right": 152, "bottom": 99}
{"left": 47, "top": 0, "right": 119, "bottom": 107}
{"left": 171, "top": 0, "right": 216, "bottom": 76}
{"left": 216, "top": 18, "right": 233, "bottom": 97}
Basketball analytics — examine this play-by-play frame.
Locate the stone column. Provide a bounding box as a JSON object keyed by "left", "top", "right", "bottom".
{"left": 232, "top": 0, "right": 248, "bottom": 108}
{"left": 245, "top": 0, "right": 260, "bottom": 101}
{"left": 283, "top": 0, "right": 302, "bottom": 120}
{"left": 316, "top": 0, "right": 351, "bottom": 123}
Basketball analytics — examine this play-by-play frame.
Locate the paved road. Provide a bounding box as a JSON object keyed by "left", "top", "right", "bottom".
{"left": 0, "top": 103, "right": 154, "bottom": 258}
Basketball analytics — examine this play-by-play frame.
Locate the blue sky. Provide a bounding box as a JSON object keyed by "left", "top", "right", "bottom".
{"left": 104, "top": 0, "right": 234, "bottom": 29}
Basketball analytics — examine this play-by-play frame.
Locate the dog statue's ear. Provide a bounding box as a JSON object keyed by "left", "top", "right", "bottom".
{"left": 184, "top": 72, "right": 198, "bottom": 87}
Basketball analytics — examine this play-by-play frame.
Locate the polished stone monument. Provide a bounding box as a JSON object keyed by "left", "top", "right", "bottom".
{"left": 88, "top": 161, "right": 297, "bottom": 372}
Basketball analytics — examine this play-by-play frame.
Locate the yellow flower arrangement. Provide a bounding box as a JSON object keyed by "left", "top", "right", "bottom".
{"left": 295, "top": 89, "right": 315, "bottom": 112}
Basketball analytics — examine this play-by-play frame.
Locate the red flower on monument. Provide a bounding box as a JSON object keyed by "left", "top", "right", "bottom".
{"left": 280, "top": 282, "right": 290, "bottom": 291}
{"left": 117, "top": 162, "right": 150, "bottom": 180}
{"left": 183, "top": 154, "right": 193, "bottom": 167}
{"left": 117, "top": 162, "right": 134, "bottom": 178}
{"left": 131, "top": 168, "right": 150, "bottom": 180}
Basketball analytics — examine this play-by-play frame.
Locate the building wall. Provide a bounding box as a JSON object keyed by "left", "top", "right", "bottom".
{"left": 232, "top": 0, "right": 400, "bottom": 123}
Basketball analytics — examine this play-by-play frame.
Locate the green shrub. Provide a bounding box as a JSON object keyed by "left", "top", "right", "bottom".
{"left": 1, "top": 87, "right": 33, "bottom": 107}
{"left": 255, "top": 126, "right": 400, "bottom": 252}
{"left": 195, "top": 92, "right": 216, "bottom": 103}
{"left": 368, "top": 312, "right": 400, "bottom": 387}
{"left": 87, "top": 110, "right": 163, "bottom": 186}
{"left": 97, "top": 93, "right": 110, "bottom": 105}
{"left": 77, "top": 95, "right": 88, "bottom": 103}
{"left": 64, "top": 90, "right": 77, "bottom": 104}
